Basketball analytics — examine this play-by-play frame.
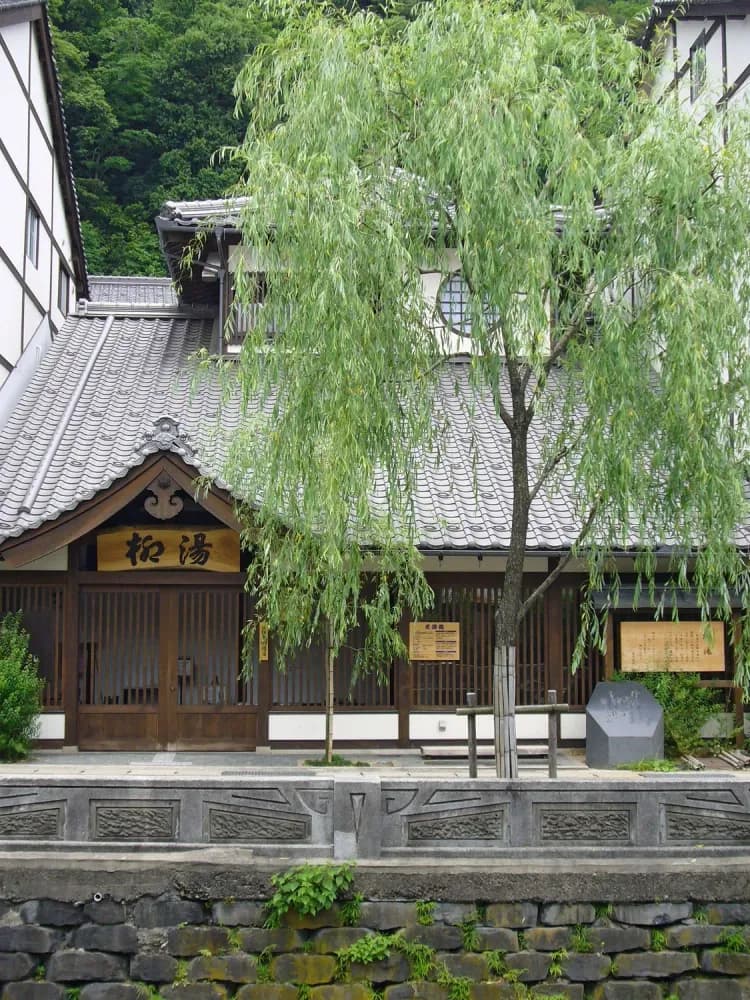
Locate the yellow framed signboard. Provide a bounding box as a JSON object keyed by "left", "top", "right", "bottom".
{"left": 97, "top": 527, "right": 240, "bottom": 572}
{"left": 619, "top": 621, "right": 725, "bottom": 673}
{"left": 409, "top": 621, "right": 461, "bottom": 661}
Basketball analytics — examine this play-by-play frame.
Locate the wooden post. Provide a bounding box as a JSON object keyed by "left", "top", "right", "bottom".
{"left": 62, "top": 546, "right": 80, "bottom": 747}
{"left": 547, "top": 689, "right": 558, "bottom": 779}
{"left": 546, "top": 578, "right": 564, "bottom": 703}
{"left": 324, "top": 621, "right": 335, "bottom": 764}
{"left": 604, "top": 612, "right": 615, "bottom": 679}
{"left": 466, "top": 691, "right": 477, "bottom": 779}
{"left": 397, "top": 612, "right": 411, "bottom": 747}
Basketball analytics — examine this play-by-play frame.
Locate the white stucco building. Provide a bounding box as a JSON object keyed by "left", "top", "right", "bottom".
{"left": 0, "top": 0, "right": 87, "bottom": 389}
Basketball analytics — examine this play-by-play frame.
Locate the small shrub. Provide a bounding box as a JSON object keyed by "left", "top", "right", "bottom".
{"left": 265, "top": 862, "right": 355, "bottom": 928}
{"left": 304, "top": 754, "right": 370, "bottom": 767}
{"left": 0, "top": 612, "right": 44, "bottom": 761}
{"left": 613, "top": 671, "right": 720, "bottom": 756}
{"left": 616, "top": 758, "right": 679, "bottom": 772}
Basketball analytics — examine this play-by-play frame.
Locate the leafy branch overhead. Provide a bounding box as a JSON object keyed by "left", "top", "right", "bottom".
{"left": 219, "top": 0, "right": 750, "bottom": 711}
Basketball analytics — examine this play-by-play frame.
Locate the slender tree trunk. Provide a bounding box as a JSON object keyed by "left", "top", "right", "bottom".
{"left": 325, "top": 621, "right": 335, "bottom": 764}
{"left": 494, "top": 641, "right": 518, "bottom": 778}
{"left": 494, "top": 359, "right": 532, "bottom": 779}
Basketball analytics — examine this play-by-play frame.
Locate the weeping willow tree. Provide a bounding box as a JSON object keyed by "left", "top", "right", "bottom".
{"left": 217, "top": 0, "right": 750, "bottom": 773}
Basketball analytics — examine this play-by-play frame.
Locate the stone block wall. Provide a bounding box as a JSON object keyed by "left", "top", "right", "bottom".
{"left": 2, "top": 890, "right": 750, "bottom": 999}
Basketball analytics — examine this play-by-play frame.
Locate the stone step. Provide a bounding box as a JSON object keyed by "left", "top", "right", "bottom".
{"left": 420, "top": 744, "right": 549, "bottom": 759}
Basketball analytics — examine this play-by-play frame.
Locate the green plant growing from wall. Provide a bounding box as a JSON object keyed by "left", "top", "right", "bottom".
{"left": 341, "top": 892, "right": 363, "bottom": 927}
{"left": 460, "top": 914, "right": 480, "bottom": 951}
{"left": 256, "top": 946, "right": 275, "bottom": 982}
{"left": 650, "top": 929, "right": 667, "bottom": 952}
{"left": 0, "top": 612, "right": 44, "bottom": 761}
{"left": 265, "top": 862, "right": 355, "bottom": 928}
{"left": 548, "top": 947, "right": 568, "bottom": 977}
{"left": 570, "top": 925, "right": 593, "bottom": 953}
{"left": 719, "top": 927, "right": 750, "bottom": 953}
{"left": 415, "top": 900, "right": 435, "bottom": 926}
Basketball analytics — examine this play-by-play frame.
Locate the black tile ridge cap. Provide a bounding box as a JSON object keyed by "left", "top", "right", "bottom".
{"left": 17, "top": 314, "right": 115, "bottom": 515}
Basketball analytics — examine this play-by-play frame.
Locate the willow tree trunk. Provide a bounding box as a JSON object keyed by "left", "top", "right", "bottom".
{"left": 325, "top": 622, "right": 335, "bottom": 764}
{"left": 493, "top": 359, "right": 532, "bottom": 779}
{"left": 493, "top": 640, "right": 518, "bottom": 779}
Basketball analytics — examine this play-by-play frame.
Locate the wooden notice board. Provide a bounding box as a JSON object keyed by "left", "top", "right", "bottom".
{"left": 98, "top": 526, "right": 240, "bottom": 572}
{"left": 409, "top": 621, "right": 461, "bottom": 661}
{"left": 619, "top": 621, "right": 725, "bottom": 673}
{"left": 258, "top": 622, "right": 269, "bottom": 662}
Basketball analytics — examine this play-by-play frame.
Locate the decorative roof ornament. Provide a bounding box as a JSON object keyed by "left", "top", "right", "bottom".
{"left": 144, "top": 472, "right": 184, "bottom": 520}
{"left": 137, "top": 416, "right": 195, "bottom": 458}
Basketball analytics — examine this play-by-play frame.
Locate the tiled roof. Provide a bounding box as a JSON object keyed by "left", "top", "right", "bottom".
{"left": 0, "top": 313, "right": 595, "bottom": 551}
{"left": 87, "top": 276, "right": 179, "bottom": 309}
{"left": 159, "top": 198, "right": 251, "bottom": 229}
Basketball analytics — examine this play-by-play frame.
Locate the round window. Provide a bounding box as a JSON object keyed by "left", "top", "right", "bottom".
{"left": 437, "top": 273, "right": 499, "bottom": 336}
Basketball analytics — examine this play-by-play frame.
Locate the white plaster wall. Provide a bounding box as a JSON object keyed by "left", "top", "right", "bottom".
{"left": 51, "top": 175, "right": 71, "bottom": 263}
{"left": 37, "top": 714, "right": 64, "bottom": 740}
{"left": 28, "top": 28, "right": 52, "bottom": 142}
{"left": 22, "top": 295, "right": 43, "bottom": 352}
{"left": 0, "top": 154, "right": 27, "bottom": 275}
{"left": 0, "top": 261, "right": 23, "bottom": 367}
{"left": 0, "top": 52, "right": 28, "bottom": 197}
{"left": 2, "top": 19, "right": 30, "bottom": 81}
{"left": 268, "top": 713, "right": 399, "bottom": 742}
{"left": 28, "top": 116, "right": 53, "bottom": 221}
{"left": 410, "top": 712, "right": 550, "bottom": 742}
{"left": 726, "top": 18, "right": 750, "bottom": 94}
{"left": 561, "top": 713, "right": 586, "bottom": 741}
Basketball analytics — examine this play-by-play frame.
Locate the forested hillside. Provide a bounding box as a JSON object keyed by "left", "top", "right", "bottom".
{"left": 49, "top": 0, "right": 650, "bottom": 276}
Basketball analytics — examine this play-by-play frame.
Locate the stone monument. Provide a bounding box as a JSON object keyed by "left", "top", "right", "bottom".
{"left": 586, "top": 681, "right": 664, "bottom": 768}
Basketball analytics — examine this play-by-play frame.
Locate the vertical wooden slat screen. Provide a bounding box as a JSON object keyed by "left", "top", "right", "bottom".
{"left": 413, "top": 582, "right": 550, "bottom": 708}
{"left": 0, "top": 583, "right": 64, "bottom": 709}
{"left": 78, "top": 590, "right": 160, "bottom": 705}
{"left": 177, "top": 590, "right": 251, "bottom": 705}
{"left": 272, "top": 639, "right": 327, "bottom": 707}
{"left": 561, "top": 584, "right": 605, "bottom": 708}
{"left": 334, "top": 614, "right": 394, "bottom": 708}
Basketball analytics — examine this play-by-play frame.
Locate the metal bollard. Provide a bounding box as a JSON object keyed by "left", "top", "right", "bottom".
{"left": 466, "top": 690, "right": 477, "bottom": 779}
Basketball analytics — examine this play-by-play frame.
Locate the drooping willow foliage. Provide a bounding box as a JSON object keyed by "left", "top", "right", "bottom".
{"left": 212, "top": 0, "right": 750, "bottom": 708}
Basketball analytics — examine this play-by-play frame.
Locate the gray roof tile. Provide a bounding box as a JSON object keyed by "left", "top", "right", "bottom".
{"left": 87, "top": 276, "right": 179, "bottom": 308}
{"left": 3, "top": 313, "right": 740, "bottom": 553}
{"left": 0, "top": 314, "right": 591, "bottom": 551}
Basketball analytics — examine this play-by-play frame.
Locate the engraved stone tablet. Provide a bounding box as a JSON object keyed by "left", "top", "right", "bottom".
{"left": 586, "top": 681, "right": 664, "bottom": 768}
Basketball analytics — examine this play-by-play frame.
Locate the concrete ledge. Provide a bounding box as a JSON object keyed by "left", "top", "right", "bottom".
{"left": 1, "top": 774, "right": 749, "bottom": 860}
{"left": 0, "top": 851, "right": 748, "bottom": 903}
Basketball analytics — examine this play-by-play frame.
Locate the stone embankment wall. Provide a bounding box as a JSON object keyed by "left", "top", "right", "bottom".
{"left": 1, "top": 892, "right": 750, "bottom": 999}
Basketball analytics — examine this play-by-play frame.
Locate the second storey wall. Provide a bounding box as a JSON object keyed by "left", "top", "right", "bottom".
{"left": 0, "top": 15, "right": 77, "bottom": 383}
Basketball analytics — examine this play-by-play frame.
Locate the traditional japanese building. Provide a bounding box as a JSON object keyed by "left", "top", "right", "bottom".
{"left": 0, "top": 0, "right": 87, "bottom": 388}
{"left": 0, "top": 0, "right": 745, "bottom": 752}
